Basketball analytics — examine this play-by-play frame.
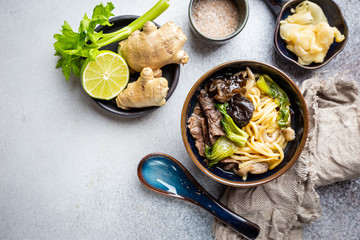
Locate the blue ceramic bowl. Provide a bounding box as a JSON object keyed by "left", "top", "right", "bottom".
{"left": 274, "top": 0, "right": 348, "bottom": 70}
{"left": 181, "top": 60, "right": 309, "bottom": 187}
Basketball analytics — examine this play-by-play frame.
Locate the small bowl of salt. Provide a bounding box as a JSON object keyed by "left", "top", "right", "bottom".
{"left": 189, "top": 0, "right": 249, "bottom": 44}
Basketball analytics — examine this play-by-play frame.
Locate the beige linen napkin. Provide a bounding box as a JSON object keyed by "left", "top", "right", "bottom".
{"left": 213, "top": 76, "right": 360, "bottom": 240}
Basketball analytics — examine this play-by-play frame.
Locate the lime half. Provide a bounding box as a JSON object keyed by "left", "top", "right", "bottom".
{"left": 81, "top": 51, "right": 129, "bottom": 100}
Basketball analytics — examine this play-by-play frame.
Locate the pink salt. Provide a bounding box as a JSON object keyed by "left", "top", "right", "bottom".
{"left": 192, "top": 0, "right": 240, "bottom": 38}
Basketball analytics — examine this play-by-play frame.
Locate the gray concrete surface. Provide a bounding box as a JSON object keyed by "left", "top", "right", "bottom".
{"left": 0, "top": 0, "right": 359, "bottom": 239}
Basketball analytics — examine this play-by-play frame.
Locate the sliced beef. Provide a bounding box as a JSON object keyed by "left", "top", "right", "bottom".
{"left": 200, "top": 117, "right": 210, "bottom": 146}
{"left": 198, "top": 89, "right": 225, "bottom": 145}
{"left": 220, "top": 157, "right": 239, "bottom": 171}
{"left": 192, "top": 101, "right": 202, "bottom": 115}
{"left": 188, "top": 114, "right": 205, "bottom": 157}
{"left": 187, "top": 102, "right": 210, "bottom": 156}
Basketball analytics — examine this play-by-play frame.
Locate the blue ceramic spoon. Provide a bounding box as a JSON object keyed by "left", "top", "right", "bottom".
{"left": 137, "top": 153, "right": 260, "bottom": 240}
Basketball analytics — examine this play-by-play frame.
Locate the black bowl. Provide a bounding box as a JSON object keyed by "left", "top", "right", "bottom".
{"left": 181, "top": 60, "right": 309, "bottom": 187}
{"left": 93, "top": 15, "right": 180, "bottom": 117}
{"left": 274, "top": 0, "right": 348, "bottom": 70}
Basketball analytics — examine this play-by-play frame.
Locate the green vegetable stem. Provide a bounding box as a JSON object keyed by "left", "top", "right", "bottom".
{"left": 215, "top": 102, "right": 249, "bottom": 147}
{"left": 54, "top": 0, "right": 170, "bottom": 81}
{"left": 204, "top": 136, "right": 238, "bottom": 167}
{"left": 256, "top": 75, "right": 290, "bottom": 128}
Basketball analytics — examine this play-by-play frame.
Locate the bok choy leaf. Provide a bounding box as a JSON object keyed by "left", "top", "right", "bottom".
{"left": 204, "top": 136, "right": 238, "bottom": 167}
{"left": 256, "top": 75, "right": 290, "bottom": 128}
{"left": 215, "top": 102, "right": 249, "bottom": 147}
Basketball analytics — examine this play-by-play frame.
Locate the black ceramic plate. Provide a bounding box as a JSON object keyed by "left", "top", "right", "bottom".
{"left": 93, "top": 15, "right": 180, "bottom": 117}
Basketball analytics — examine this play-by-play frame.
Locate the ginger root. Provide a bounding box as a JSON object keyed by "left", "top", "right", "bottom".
{"left": 116, "top": 67, "right": 169, "bottom": 109}
{"left": 119, "top": 21, "right": 189, "bottom": 76}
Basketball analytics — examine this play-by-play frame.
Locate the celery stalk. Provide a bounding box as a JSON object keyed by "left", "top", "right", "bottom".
{"left": 54, "top": 0, "right": 170, "bottom": 81}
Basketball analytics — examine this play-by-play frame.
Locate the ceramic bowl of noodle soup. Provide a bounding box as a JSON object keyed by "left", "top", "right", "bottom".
{"left": 181, "top": 60, "right": 309, "bottom": 187}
